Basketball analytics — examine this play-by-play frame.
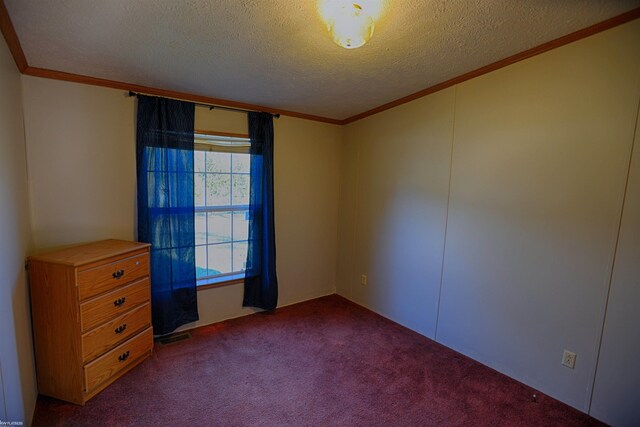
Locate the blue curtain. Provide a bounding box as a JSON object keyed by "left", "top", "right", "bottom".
{"left": 136, "top": 95, "right": 198, "bottom": 335}
{"left": 243, "top": 112, "right": 278, "bottom": 310}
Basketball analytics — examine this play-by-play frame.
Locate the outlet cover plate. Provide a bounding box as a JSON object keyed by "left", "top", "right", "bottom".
{"left": 562, "top": 350, "right": 577, "bottom": 369}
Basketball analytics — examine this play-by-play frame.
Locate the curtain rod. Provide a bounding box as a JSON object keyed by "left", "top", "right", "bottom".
{"left": 127, "top": 91, "right": 280, "bottom": 119}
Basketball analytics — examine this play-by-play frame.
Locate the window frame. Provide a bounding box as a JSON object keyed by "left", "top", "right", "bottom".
{"left": 194, "top": 130, "right": 251, "bottom": 290}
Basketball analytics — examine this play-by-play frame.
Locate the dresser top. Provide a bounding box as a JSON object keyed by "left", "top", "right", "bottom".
{"left": 28, "top": 239, "right": 151, "bottom": 267}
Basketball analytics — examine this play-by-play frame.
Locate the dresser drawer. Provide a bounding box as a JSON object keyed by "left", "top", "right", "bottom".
{"left": 80, "top": 278, "right": 150, "bottom": 332}
{"left": 77, "top": 252, "right": 149, "bottom": 301}
{"left": 82, "top": 303, "right": 152, "bottom": 362}
{"left": 84, "top": 327, "right": 153, "bottom": 393}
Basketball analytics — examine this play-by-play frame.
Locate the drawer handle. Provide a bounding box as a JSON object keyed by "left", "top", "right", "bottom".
{"left": 112, "top": 269, "right": 125, "bottom": 279}
{"left": 113, "top": 297, "right": 126, "bottom": 307}
{"left": 115, "top": 324, "right": 127, "bottom": 334}
{"left": 118, "top": 350, "right": 130, "bottom": 362}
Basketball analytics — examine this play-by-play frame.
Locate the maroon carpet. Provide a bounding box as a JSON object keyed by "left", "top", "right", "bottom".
{"left": 32, "top": 295, "right": 603, "bottom": 426}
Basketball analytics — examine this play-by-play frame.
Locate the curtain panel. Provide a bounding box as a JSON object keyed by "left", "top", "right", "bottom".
{"left": 136, "top": 94, "right": 199, "bottom": 335}
{"left": 243, "top": 112, "right": 279, "bottom": 310}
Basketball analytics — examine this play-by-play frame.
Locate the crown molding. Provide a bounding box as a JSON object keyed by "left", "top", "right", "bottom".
{"left": 0, "top": 0, "right": 26, "bottom": 71}
{"left": 2, "top": 1, "right": 639, "bottom": 126}
{"left": 0, "top": 0, "right": 341, "bottom": 125}
{"left": 21, "top": 66, "right": 343, "bottom": 125}
{"left": 342, "top": 7, "right": 640, "bottom": 125}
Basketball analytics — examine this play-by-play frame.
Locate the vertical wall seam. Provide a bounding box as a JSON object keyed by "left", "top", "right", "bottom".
{"left": 586, "top": 84, "right": 640, "bottom": 413}
{"left": 349, "top": 136, "right": 361, "bottom": 300}
{"left": 19, "top": 75, "right": 36, "bottom": 251}
{"left": 0, "top": 360, "right": 6, "bottom": 421}
{"left": 434, "top": 86, "right": 458, "bottom": 341}
{"left": 333, "top": 128, "right": 345, "bottom": 295}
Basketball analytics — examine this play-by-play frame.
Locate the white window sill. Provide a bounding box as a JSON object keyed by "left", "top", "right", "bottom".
{"left": 197, "top": 273, "right": 245, "bottom": 291}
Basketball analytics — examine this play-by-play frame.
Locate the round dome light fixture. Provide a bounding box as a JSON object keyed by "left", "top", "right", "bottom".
{"left": 329, "top": 3, "right": 374, "bottom": 49}
{"left": 318, "top": 1, "right": 383, "bottom": 49}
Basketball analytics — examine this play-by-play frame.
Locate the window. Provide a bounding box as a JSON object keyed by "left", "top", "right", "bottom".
{"left": 194, "top": 133, "right": 251, "bottom": 286}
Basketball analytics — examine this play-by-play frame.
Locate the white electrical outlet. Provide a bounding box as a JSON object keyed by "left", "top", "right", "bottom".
{"left": 562, "top": 350, "right": 577, "bottom": 369}
{"left": 360, "top": 274, "right": 367, "bottom": 286}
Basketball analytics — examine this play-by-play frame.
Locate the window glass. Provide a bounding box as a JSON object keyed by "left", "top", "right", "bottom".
{"left": 232, "top": 173, "right": 249, "bottom": 205}
{"left": 206, "top": 151, "right": 231, "bottom": 173}
{"left": 194, "top": 134, "right": 251, "bottom": 283}
{"left": 207, "top": 212, "right": 232, "bottom": 243}
{"left": 194, "top": 172, "right": 206, "bottom": 207}
{"left": 206, "top": 173, "right": 231, "bottom": 205}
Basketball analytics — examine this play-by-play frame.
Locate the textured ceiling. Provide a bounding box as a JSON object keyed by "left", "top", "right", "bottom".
{"left": 5, "top": 0, "right": 640, "bottom": 120}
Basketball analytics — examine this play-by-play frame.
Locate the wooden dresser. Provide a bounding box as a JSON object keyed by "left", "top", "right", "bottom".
{"left": 28, "top": 239, "right": 153, "bottom": 405}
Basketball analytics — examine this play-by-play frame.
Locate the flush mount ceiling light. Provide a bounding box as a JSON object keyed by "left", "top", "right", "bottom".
{"left": 318, "top": 0, "right": 385, "bottom": 49}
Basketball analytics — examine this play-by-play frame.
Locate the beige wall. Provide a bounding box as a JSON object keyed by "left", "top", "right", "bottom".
{"left": 22, "top": 78, "right": 137, "bottom": 249}
{"left": 0, "top": 36, "right": 37, "bottom": 424}
{"left": 438, "top": 19, "right": 639, "bottom": 411}
{"left": 590, "top": 100, "right": 640, "bottom": 426}
{"left": 21, "top": 76, "right": 342, "bottom": 330}
{"left": 338, "top": 88, "right": 455, "bottom": 338}
{"left": 338, "top": 18, "right": 640, "bottom": 420}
